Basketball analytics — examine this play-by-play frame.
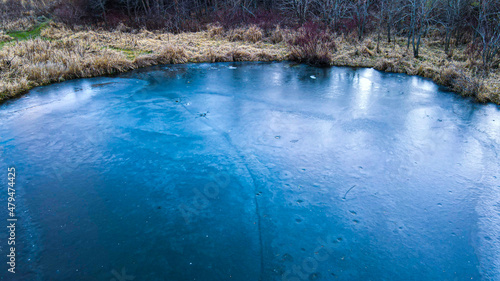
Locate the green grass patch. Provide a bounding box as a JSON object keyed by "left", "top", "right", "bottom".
{"left": 7, "top": 21, "right": 49, "bottom": 41}
{"left": 0, "top": 21, "right": 51, "bottom": 50}
{"left": 106, "top": 46, "right": 152, "bottom": 60}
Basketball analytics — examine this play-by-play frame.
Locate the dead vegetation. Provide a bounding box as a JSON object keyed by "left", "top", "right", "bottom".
{"left": 0, "top": 22, "right": 286, "bottom": 101}
{"left": 0, "top": 31, "right": 13, "bottom": 42}
{"left": 292, "top": 31, "right": 499, "bottom": 104}
{"left": 0, "top": 19, "right": 499, "bottom": 104}
{"left": 288, "top": 23, "right": 336, "bottom": 66}
{"left": 0, "top": 15, "right": 38, "bottom": 32}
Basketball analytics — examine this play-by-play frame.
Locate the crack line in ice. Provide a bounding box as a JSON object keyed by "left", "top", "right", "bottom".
{"left": 178, "top": 101, "right": 265, "bottom": 281}
{"left": 342, "top": 185, "right": 357, "bottom": 200}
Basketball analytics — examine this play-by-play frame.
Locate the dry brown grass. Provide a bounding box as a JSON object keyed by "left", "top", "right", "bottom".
{"left": 0, "top": 20, "right": 498, "bottom": 104}
{"left": 0, "top": 16, "right": 37, "bottom": 32}
{"left": 227, "top": 25, "right": 263, "bottom": 43}
{"left": 0, "top": 22, "right": 286, "bottom": 101}
{"left": 207, "top": 24, "right": 224, "bottom": 39}
{"left": 0, "top": 31, "right": 12, "bottom": 42}
{"left": 328, "top": 35, "right": 500, "bottom": 104}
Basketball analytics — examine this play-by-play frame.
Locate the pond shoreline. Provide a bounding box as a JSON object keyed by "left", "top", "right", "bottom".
{"left": 1, "top": 22, "right": 499, "bottom": 105}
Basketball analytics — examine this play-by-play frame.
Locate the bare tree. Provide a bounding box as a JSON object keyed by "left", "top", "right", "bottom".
{"left": 350, "top": 0, "right": 372, "bottom": 40}
{"left": 438, "top": 0, "right": 468, "bottom": 53}
{"left": 119, "top": 0, "right": 139, "bottom": 20}
{"left": 315, "top": 0, "right": 349, "bottom": 30}
{"left": 405, "top": 0, "right": 439, "bottom": 57}
{"left": 89, "top": 0, "right": 108, "bottom": 23}
{"left": 473, "top": 0, "right": 500, "bottom": 70}
{"left": 280, "top": 0, "right": 316, "bottom": 24}
{"left": 384, "top": 0, "right": 405, "bottom": 43}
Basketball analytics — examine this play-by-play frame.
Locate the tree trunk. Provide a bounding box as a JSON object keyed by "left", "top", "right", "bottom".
{"left": 445, "top": 30, "right": 451, "bottom": 54}
{"left": 413, "top": 33, "right": 421, "bottom": 58}
{"left": 387, "top": 21, "right": 391, "bottom": 43}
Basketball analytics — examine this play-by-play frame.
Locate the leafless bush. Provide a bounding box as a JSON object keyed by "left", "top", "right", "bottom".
{"left": 288, "top": 23, "right": 336, "bottom": 66}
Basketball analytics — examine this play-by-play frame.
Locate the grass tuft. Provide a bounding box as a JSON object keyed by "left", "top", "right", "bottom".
{"left": 228, "top": 25, "right": 263, "bottom": 43}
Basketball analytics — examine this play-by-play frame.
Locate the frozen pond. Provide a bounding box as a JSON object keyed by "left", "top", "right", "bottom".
{"left": 0, "top": 62, "right": 499, "bottom": 280}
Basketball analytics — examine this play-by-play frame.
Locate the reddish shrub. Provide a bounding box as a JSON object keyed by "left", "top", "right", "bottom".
{"left": 288, "top": 22, "right": 336, "bottom": 66}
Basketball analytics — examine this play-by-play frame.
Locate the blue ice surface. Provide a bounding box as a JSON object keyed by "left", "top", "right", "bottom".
{"left": 0, "top": 62, "right": 499, "bottom": 281}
